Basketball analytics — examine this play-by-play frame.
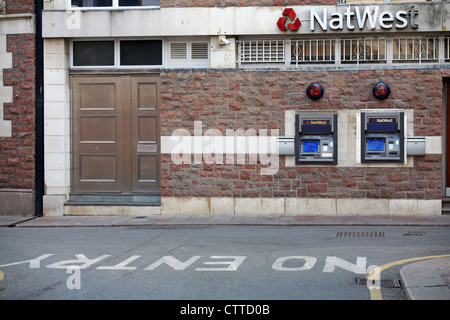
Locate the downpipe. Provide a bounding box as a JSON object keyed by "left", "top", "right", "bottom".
{"left": 35, "top": 0, "right": 44, "bottom": 217}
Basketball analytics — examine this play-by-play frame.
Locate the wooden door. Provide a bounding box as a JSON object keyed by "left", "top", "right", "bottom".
{"left": 72, "top": 75, "right": 160, "bottom": 196}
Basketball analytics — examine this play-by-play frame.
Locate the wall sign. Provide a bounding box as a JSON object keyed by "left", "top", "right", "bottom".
{"left": 277, "top": 6, "right": 419, "bottom": 32}
{"left": 310, "top": 6, "right": 418, "bottom": 31}
{"left": 306, "top": 82, "right": 324, "bottom": 100}
{"left": 372, "top": 82, "right": 391, "bottom": 100}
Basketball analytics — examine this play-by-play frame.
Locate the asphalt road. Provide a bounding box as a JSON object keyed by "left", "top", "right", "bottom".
{"left": 0, "top": 225, "right": 449, "bottom": 304}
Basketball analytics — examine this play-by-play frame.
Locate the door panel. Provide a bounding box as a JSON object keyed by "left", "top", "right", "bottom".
{"left": 79, "top": 83, "right": 117, "bottom": 110}
{"left": 80, "top": 155, "right": 117, "bottom": 181}
{"left": 138, "top": 155, "right": 158, "bottom": 181}
{"left": 72, "top": 75, "right": 160, "bottom": 196}
{"left": 80, "top": 116, "right": 116, "bottom": 142}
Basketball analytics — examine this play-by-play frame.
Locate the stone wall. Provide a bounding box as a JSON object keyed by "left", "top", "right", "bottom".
{"left": 160, "top": 68, "right": 445, "bottom": 202}
{"left": 0, "top": 34, "right": 36, "bottom": 191}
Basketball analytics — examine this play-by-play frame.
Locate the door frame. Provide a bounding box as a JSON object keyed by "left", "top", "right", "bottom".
{"left": 446, "top": 81, "right": 450, "bottom": 196}
{"left": 69, "top": 73, "right": 161, "bottom": 204}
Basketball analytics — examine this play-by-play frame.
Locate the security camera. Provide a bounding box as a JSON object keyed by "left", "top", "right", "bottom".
{"left": 219, "top": 38, "right": 231, "bottom": 46}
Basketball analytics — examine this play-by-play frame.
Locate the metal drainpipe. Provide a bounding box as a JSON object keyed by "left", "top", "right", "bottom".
{"left": 35, "top": 0, "right": 44, "bottom": 217}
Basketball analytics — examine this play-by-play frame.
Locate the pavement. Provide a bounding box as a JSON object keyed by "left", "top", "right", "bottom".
{"left": 1, "top": 213, "right": 449, "bottom": 300}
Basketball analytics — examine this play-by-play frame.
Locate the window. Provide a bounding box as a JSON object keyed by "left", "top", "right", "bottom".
{"left": 120, "top": 40, "right": 162, "bottom": 66}
{"left": 119, "top": 0, "right": 159, "bottom": 6}
{"left": 73, "top": 41, "right": 115, "bottom": 67}
{"left": 72, "top": 39, "right": 162, "bottom": 68}
{"left": 239, "top": 40, "right": 285, "bottom": 63}
{"left": 291, "top": 39, "right": 335, "bottom": 65}
{"left": 167, "top": 41, "right": 209, "bottom": 67}
{"left": 444, "top": 37, "right": 450, "bottom": 62}
{"left": 341, "top": 38, "right": 386, "bottom": 64}
{"left": 70, "top": 0, "right": 159, "bottom": 8}
{"left": 392, "top": 37, "right": 439, "bottom": 63}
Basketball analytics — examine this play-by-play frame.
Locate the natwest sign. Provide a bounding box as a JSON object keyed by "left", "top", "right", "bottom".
{"left": 277, "top": 5, "right": 419, "bottom": 32}
{"left": 310, "top": 5, "right": 418, "bottom": 31}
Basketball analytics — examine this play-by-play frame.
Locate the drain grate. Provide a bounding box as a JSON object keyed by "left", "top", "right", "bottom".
{"left": 336, "top": 231, "right": 385, "bottom": 238}
{"left": 403, "top": 231, "right": 426, "bottom": 236}
{"left": 355, "top": 277, "right": 402, "bottom": 288}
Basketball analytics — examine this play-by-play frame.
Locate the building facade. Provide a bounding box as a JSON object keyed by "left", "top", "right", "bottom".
{"left": 39, "top": 0, "right": 449, "bottom": 216}
{"left": 0, "top": 0, "right": 36, "bottom": 215}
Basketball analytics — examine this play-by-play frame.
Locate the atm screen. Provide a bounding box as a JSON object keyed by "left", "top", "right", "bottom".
{"left": 367, "top": 138, "right": 385, "bottom": 151}
{"left": 302, "top": 140, "right": 319, "bottom": 153}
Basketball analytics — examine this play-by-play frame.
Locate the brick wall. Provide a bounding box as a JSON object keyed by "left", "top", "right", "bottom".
{"left": 0, "top": 34, "right": 36, "bottom": 190}
{"left": 5, "top": 0, "right": 34, "bottom": 14}
{"left": 160, "top": 68, "right": 446, "bottom": 200}
{"left": 0, "top": 0, "right": 36, "bottom": 215}
{"left": 161, "top": 0, "right": 336, "bottom": 7}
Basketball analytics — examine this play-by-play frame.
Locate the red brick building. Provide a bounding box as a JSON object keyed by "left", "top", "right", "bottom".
{"left": 2, "top": 0, "right": 448, "bottom": 217}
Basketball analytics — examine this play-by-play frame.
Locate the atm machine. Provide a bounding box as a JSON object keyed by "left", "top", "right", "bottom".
{"left": 360, "top": 110, "right": 405, "bottom": 163}
{"left": 295, "top": 112, "right": 338, "bottom": 165}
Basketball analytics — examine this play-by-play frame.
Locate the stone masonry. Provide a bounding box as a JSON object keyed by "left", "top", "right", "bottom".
{"left": 160, "top": 68, "right": 445, "bottom": 200}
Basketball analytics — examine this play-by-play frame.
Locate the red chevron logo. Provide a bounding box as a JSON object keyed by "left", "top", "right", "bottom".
{"left": 277, "top": 8, "right": 301, "bottom": 31}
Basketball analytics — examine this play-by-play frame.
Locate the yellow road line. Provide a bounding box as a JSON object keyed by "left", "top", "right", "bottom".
{"left": 366, "top": 254, "right": 450, "bottom": 300}
{"left": 0, "top": 270, "right": 3, "bottom": 282}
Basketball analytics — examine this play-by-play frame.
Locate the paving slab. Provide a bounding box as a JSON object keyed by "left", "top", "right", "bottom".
{"left": 400, "top": 257, "right": 450, "bottom": 300}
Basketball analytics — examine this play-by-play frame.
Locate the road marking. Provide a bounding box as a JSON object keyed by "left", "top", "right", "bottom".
{"left": 0, "top": 270, "right": 3, "bottom": 282}
{"left": 366, "top": 254, "right": 450, "bottom": 300}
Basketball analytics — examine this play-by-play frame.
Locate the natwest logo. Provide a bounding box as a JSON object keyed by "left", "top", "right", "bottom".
{"left": 276, "top": 6, "right": 419, "bottom": 32}
{"left": 277, "top": 8, "right": 301, "bottom": 31}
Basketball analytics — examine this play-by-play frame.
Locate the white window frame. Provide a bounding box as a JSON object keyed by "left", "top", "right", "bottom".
{"left": 165, "top": 39, "right": 210, "bottom": 68}
{"left": 70, "top": 38, "right": 164, "bottom": 69}
{"left": 68, "top": 0, "right": 160, "bottom": 10}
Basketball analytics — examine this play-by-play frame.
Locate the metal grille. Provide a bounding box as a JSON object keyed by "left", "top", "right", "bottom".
{"left": 336, "top": 231, "right": 385, "bottom": 238}
{"left": 392, "top": 37, "right": 439, "bottom": 63}
{"left": 170, "top": 42, "right": 187, "bottom": 60}
{"left": 403, "top": 231, "right": 425, "bottom": 236}
{"left": 191, "top": 42, "right": 209, "bottom": 60}
{"left": 239, "top": 40, "right": 285, "bottom": 63}
{"left": 355, "top": 278, "right": 401, "bottom": 288}
{"left": 341, "top": 38, "right": 386, "bottom": 64}
{"left": 291, "top": 39, "right": 335, "bottom": 66}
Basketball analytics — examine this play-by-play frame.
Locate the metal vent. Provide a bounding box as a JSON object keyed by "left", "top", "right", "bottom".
{"left": 336, "top": 231, "right": 385, "bottom": 238}
{"left": 403, "top": 231, "right": 425, "bottom": 236}
{"left": 170, "top": 42, "right": 187, "bottom": 60}
{"left": 240, "top": 40, "right": 285, "bottom": 63}
{"left": 191, "top": 42, "right": 209, "bottom": 60}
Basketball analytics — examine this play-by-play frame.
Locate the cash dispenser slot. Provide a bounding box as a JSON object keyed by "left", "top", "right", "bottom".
{"left": 295, "top": 113, "right": 337, "bottom": 165}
